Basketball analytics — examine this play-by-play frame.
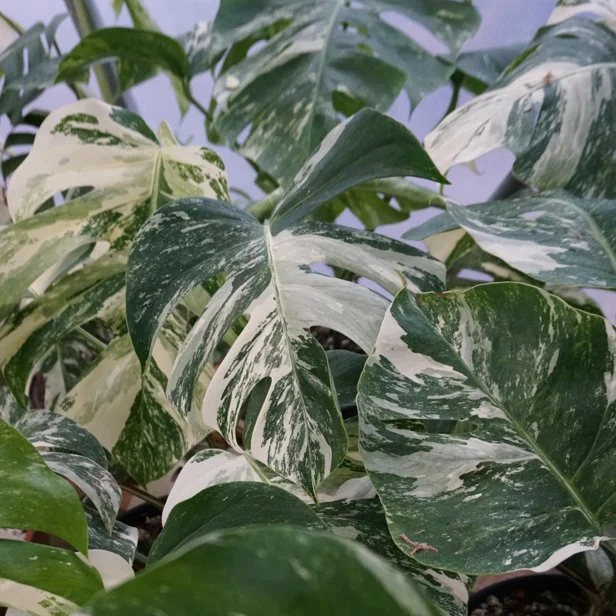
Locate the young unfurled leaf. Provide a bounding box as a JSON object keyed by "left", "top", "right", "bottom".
{"left": 358, "top": 283, "right": 616, "bottom": 573}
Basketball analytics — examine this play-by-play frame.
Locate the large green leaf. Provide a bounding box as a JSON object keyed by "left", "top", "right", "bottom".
{"left": 0, "top": 420, "right": 88, "bottom": 552}
{"left": 317, "top": 498, "right": 470, "bottom": 616}
{"left": 426, "top": 18, "right": 616, "bottom": 198}
{"left": 269, "top": 108, "right": 446, "bottom": 233}
{"left": 207, "top": 0, "right": 479, "bottom": 183}
{"left": 425, "top": 191, "right": 616, "bottom": 289}
{"left": 127, "top": 197, "right": 443, "bottom": 495}
{"left": 1, "top": 98, "right": 228, "bottom": 483}
{"left": 0, "top": 540, "right": 103, "bottom": 616}
{"left": 84, "top": 527, "right": 441, "bottom": 616}
{"left": 150, "top": 481, "right": 327, "bottom": 564}
{"left": 358, "top": 283, "right": 616, "bottom": 573}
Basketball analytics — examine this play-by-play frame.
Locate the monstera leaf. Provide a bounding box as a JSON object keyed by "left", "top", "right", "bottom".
{"left": 0, "top": 15, "right": 67, "bottom": 124}
{"left": 358, "top": 283, "right": 616, "bottom": 573}
{"left": 0, "top": 420, "right": 88, "bottom": 552}
{"left": 409, "top": 192, "right": 616, "bottom": 289}
{"left": 0, "top": 98, "right": 228, "bottom": 483}
{"left": 126, "top": 111, "right": 445, "bottom": 496}
{"left": 206, "top": 0, "right": 479, "bottom": 183}
{"left": 426, "top": 18, "right": 616, "bottom": 198}
{"left": 86, "top": 526, "right": 442, "bottom": 616}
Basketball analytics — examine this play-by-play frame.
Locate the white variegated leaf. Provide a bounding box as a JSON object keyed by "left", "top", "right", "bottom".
{"left": 426, "top": 18, "right": 616, "bottom": 198}
{"left": 0, "top": 99, "right": 228, "bottom": 483}
{"left": 358, "top": 283, "right": 616, "bottom": 574}
{"left": 41, "top": 452, "right": 120, "bottom": 534}
{"left": 85, "top": 507, "right": 138, "bottom": 566}
{"left": 14, "top": 410, "right": 107, "bottom": 467}
{"left": 208, "top": 0, "right": 479, "bottom": 183}
{"left": 441, "top": 192, "right": 616, "bottom": 289}
{"left": 127, "top": 197, "right": 444, "bottom": 496}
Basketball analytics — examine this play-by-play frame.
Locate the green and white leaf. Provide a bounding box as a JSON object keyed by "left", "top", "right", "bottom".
{"left": 14, "top": 410, "right": 107, "bottom": 467}
{"left": 1, "top": 98, "right": 228, "bottom": 483}
{"left": 151, "top": 481, "right": 327, "bottom": 564}
{"left": 269, "top": 108, "right": 446, "bottom": 233}
{"left": 317, "top": 498, "right": 470, "bottom": 616}
{"left": 85, "top": 507, "right": 138, "bottom": 566}
{"left": 0, "top": 386, "right": 25, "bottom": 424}
{"left": 127, "top": 197, "right": 444, "bottom": 495}
{"left": 358, "top": 283, "right": 616, "bottom": 573}
{"left": 426, "top": 18, "right": 616, "bottom": 198}
{"left": 548, "top": 0, "right": 616, "bottom": 28}
{"left": 0, "top": 15, "right": 66, "bottom": 124}
{"left": 208, "top": 0, "right": 479, "bottom": 183}
{"left": 84, "top": 527, "right": 442, "bottom": 616}
{"left": 440, "top": 192, "right": 616, "bottom": 289}
{"left": 0, "top": 540, "right": 103, "bottom": 616}
{"left": 0, "top": 421, "right": 88, "bottom": 552}
{"left": 41, "top": 452, "right": 120, "bottom": 534}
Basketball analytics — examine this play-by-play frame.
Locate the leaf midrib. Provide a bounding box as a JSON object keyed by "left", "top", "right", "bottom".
{"left": 263, "top": 224, "right": 320, "bottom": 496}
{"left": 412, "top": 292, "right": 601, "bottom": 530}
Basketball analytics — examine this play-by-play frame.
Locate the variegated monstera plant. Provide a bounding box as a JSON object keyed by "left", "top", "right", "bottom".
{"left": 2, "top": 0, "right": 616, "bottom": 614}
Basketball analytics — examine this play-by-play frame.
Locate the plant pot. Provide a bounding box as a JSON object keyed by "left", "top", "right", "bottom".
{"left": 469, "top": 573, "right": 591, "bottom": 615}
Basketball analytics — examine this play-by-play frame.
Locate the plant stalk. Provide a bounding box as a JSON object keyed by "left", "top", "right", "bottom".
{"left": 121, "top": 483, "right": 164, "bottom": 510}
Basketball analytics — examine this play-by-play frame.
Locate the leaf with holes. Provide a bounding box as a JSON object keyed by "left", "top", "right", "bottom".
{"left": 127, "top": 111, "right": 444, "bottom": 495}
{"left": 207, "top": 0, "right": 479, "bottom": 183}
{"left": 127, "top": 197, "right": 444, "bottom": 496}
{"left": 0, "top": 98, "right": 228, "bottom": 483}
{"left": 358, "top": 283, "right": 616, "bottom": 573}
{"left": 0, "top": 421, "right": 88, "bottom": 552}
{"left": 426, "top": 18, "right": 616, "bottom": 198}
{"left": 0, "top": 15, "right": 67, "bottom": 124}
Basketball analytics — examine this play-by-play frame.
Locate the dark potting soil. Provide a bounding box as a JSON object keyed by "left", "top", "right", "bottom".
{"left": 470, "top": 588, "right": 587, "bottom": 616}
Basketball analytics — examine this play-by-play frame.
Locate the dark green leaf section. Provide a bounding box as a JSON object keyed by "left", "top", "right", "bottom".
{"left": 86, "top": 527, "right": 442, "bottom": 616}
{"left": 85, "top": 506, "right": 138, "bottom": 565}
{"left": 328, "top": 351, "right": 366, "bottom": 408}
{"left": 15, "top": 410, "right": 107, "bottom": 467}
{"left": 0, "top": 539, "right": 103, "bottom": 605}
{"left": 316, "top": 498, "right": 470, "bottom": 616}
{"left": 0, "top": 420, "right": 88, "bottom": 552}
{"left": 57, "top": 27, "right": 190, "bottom": 89}
{"left": 150, "top": 482, "right": 327, "bottom": 564}
{"left": 208, "top": 0, "right": 478, "bottom": 183}
{"left": 358, "top": 283, "right": 616, "bottom": 573}
{"left": 270, "top": 109, "right": 447, "bottom": 233}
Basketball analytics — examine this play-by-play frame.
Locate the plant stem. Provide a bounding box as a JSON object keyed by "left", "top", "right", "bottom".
{"left": 247, "top": 187, "right": 283, "bottom": 221}
{"left": 121, "top": 484, "right": 164, "bottom": 510}
{"left": 184, "top": 86, "right": 214, "bottom": 123}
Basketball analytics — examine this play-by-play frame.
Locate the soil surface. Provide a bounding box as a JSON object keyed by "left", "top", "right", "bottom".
{"left": 470, "top": 588, "right": 586, "bottom": 616}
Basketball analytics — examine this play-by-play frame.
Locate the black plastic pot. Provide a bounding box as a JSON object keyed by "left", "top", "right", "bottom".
{"left": 469, "top": 573, "right": 588, "bottom": 615}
